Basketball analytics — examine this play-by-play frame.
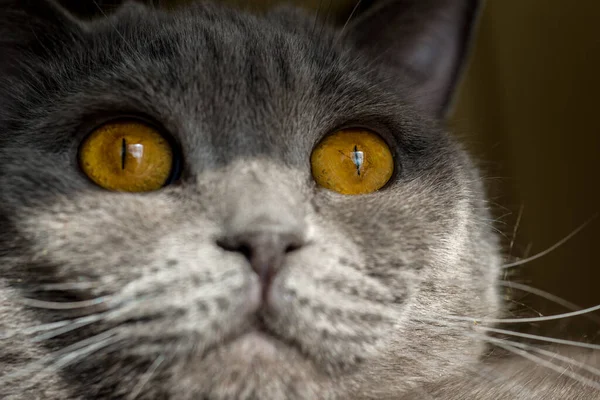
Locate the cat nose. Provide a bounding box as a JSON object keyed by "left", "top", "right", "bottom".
{"left": 217, "top": 230, "right": 304, "bottom": 301}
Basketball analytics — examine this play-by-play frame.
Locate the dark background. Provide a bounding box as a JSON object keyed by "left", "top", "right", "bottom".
{"left": 453, "top": 0, "right": 600, "bottom": 339}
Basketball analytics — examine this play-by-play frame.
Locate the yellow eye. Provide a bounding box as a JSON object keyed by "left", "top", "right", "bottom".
{"left": 311, "top": 129, "right": 394, "bottom": 195}
{"left": 79, "top": 121, "right": 175, "bottom": 192}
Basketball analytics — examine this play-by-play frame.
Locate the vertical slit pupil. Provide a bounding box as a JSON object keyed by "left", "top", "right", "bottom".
{"left": 352, "top": 145, "right": 361, "bottom": 176}
{"left": 121, "top": 138, "right": 126, "bottom": 170}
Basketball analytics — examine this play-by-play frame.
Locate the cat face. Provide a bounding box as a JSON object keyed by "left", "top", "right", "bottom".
{"left": 0, "top": 1, "right": 501, "bottom": 399}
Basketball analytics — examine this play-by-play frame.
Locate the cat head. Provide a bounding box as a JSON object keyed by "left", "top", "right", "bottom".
{"left": 0, "top": 0, "right": 501, "bottom": 398}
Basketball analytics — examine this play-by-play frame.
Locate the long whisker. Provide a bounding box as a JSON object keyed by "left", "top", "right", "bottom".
{"left": 127, "top": 354, "right": 166, "bottom": 400}
{"left": 478, "top": 326, "right": 600, "bottom": 351}
{"left": 17, "top": 296, "right": 113, "bottom": 310}
{"left": 508, "top": 203, "right": 524, "bottom": 258}
{"left": 336, "top": 0, "right": 363, "bottom": 41}
{"left": 498, "top": 280, "right": 595, "bottom": 315}
{"left": 34, "top": 282, "right": 97, "bottom": 291}
{"left": 502, "top": 215, "right": 597, "bottom": 268}
{"left": 1, "top": 312, "right": 110, "bottom": 340}
{"left": 492, "top": 340, "right": 600, "bottom": 390}
{"left": 445, "top": 302, "right": 600, "bottom": 324}
{"left": 50, "top": 333, "right": 121, "bottom": 371}
{"left": 0, "top": 328, "right": 121, "bottom": 385}
{"left": 32, "top": 311, "right": 114, "bottom": 342}
{"left": 460, "top": 331, "right": 600, "bottom": 392}
{"left": 483, "top": 336, "right": 600, "bottom": 377}
{"left": 417, "top": 316, "right": 600, "bottom": 351}
{"left": 2, "top": 295, "right": 143, "bottom": 342}
{"left": 412, "top": 319, "right": 600, "bottom": 394}
{"left": 410, "top": 322, "right": 538, "bottom": 397}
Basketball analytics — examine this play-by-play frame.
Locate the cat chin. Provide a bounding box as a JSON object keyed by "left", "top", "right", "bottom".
{"left": 170, "top": 330, "right": 330, "bottom": 400}
{"left": 215, "top": 330, "right": 300, "bottom": 366}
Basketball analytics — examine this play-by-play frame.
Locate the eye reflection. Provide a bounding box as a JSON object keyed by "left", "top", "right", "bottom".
{"left": 121, "top": 141, "right": 146, "bottom": 171}
{"left": 351, "top": 145, "right": 364, "bottom": 176}
{"left": 129, "top": 143, "right": 144, "bottom": 160}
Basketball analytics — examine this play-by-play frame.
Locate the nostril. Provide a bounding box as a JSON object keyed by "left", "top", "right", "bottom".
{"left": 216, "top": 239, "right": 254, "bottom": 261}
{"left": 215, "top": 238, "right": 237, "bottom": 252}
{"left": 216, "top": 232, "right": 304, "bottom": 259}
{"left": 216, "top": 231, "right": 305, "bottom": 300}
{"left": 284, "top": 241, "right": 302, "bottom": 254}
{"left": 237, "top": 243, "right": 252, "bottom": 260}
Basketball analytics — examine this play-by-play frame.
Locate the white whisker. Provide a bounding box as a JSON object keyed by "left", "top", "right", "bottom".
{"left": 51, "top": 334, "right": 120, "bottom": 371}
{"left": 35, "top": 282, "right": 97, "bottom": 291}
{"left": 0, "top": 328, "right": 121, "bottom": 385}
{"left": 508, "top": 203, "right": 524, "bottom": 258}
{"left": 18, "top": 296, "right": 112, "bottom": 310}
{"left": 127, "top": 354, "right": 165, "bottom": 400}
{"left": 523, "top": 242, "right": 533, "bottom": 258}
{"left": 492, "top": 340, "right": 600, "bottom": 390}
{"left": 1, "top": 312, "right": 110, "bottom": 341}
{"left": 498, "top": 280, "right": 595, "bottom": 316}
{"left": 478, "top": 326, "right": 600, "bottom": 351}
{"left": 411, "top": 325, "right": 538, "bottom": 397}
{"left": 1, "top": 293, "right": 148, "bottom": 342}
{"left": 445, "top": 302, "right": 600, "bottom": 324}
{"left": 337, "top": 0, "right": 363, "bottom": 41}
{"left": 32, "top": 311, "right": 112, "bottom": 342}
{"left": 484, "top": 336, "right": 600, "bottom": 377}
{"left": 502, "top": 215, "right": 597, "bottom": 268}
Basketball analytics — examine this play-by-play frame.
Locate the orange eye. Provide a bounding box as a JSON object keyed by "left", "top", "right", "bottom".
{"left": 311, "top": 129, "right": 394, "bottom": 195}
{"left": 79, "top": 121, "right": 175, "bottom": 192}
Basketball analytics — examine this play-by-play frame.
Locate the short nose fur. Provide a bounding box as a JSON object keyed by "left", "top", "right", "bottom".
{"left": 217, "top": 231, "right": 304, "bottom": 301}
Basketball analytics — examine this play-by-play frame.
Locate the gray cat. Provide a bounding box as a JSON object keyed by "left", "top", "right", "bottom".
{"left": 0, "top": 0, "right": 598, "bottom": 399}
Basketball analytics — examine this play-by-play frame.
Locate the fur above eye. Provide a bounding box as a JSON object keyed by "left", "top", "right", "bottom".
{"left": 310, "top": 129, "right": 394, "bottom": 195}
{"left": 78, "top": 120, "right": 176, "bottom": 192}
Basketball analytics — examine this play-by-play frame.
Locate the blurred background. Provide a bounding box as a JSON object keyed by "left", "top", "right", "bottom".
{"left": 451, "top": 0, "right": 600, "bottom": 339}
{"left": 61, "top": 0, "right": 600, "bottom": 339}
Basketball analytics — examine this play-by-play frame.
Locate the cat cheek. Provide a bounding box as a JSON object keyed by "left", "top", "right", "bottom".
{"left": 9, "top": 194, "right": 175, "bottom": 280}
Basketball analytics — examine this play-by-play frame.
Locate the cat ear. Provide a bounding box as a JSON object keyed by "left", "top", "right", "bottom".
{"left": 343, "top": 0, "right": 482, "bottom": 118}
{"left": 0, "top": 0, "right": 86, "bottom": 57}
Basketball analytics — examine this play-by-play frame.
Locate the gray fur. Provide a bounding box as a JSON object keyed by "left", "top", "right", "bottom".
{"left": 0, "top": 1, "right": 597, "bottom": 399}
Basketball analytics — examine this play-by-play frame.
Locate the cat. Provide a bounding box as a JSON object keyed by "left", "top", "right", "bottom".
{"left": 0, "top": 0, "right": 598, "bottom": 399}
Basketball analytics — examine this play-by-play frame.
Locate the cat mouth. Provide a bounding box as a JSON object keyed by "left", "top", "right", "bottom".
{"left": 248, "top": 313, "right": 288, "bottom": 344}
{"left": 205, "top": 313, "right": 307, "bottom": 364}
{"left": 253, "top": 313, "right": 273, "bottom": 334}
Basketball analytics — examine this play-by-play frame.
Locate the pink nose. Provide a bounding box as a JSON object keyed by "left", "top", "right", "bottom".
{"left": 217, "top": 231, "right": 304, "bottom": 302}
